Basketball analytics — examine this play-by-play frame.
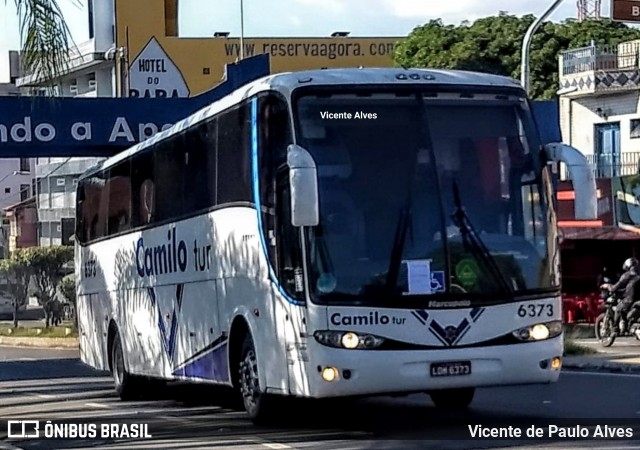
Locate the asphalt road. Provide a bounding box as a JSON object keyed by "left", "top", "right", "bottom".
{"left": 1, "top": 347, "right": 640, "bottom": 449}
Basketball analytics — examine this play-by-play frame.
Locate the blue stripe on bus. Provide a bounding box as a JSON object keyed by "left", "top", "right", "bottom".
{"left": 172, "top": 340, "right": 229, "bottom": 382}
{"left": 251, "top": 97, "right": 305, "bottom": 306}
{"left": 168, "top": 310, "right": 179, "bottom": 360}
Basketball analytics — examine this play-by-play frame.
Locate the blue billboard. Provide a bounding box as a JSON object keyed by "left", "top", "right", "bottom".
{"left": 0, "top": 54, "right": 561, "bottom": 157}
{"left": 0, "top": 55, "right": 270, "bottom": 157}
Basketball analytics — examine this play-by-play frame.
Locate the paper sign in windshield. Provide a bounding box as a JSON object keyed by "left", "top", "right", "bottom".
{"left": 406, "top": 259, "right": 432, "bottom": 294}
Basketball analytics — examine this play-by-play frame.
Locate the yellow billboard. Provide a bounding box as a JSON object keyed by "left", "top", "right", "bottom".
{"left": 115, "top": 0, "right": 402, "bottom": 98}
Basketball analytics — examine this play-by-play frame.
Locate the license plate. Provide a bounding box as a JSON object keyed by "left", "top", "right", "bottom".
{"left": 430, "top": 361, "right": 471, "bottom": 377}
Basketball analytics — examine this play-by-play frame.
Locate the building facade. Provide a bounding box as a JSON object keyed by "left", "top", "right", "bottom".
{"left": 557, "top": 39, "right": 640, "bottom": 297}
{"left": 558, "top": 39, "right": 640, "bottom": 177}
{"left": 16, "top": 0, "right": 116, "bottom": 246}
{"left": 0, "top": 50, "right": 36, "bottom": 256}
{"left": 5, "top": 197, "right": 37, "bottom": 252}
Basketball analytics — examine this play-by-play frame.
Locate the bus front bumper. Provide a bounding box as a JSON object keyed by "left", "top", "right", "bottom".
{"left": 303, "top": 336, "right": 563, "bottom": 398}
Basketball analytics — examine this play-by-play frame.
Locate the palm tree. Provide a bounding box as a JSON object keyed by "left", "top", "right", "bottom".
{"left": 13, "top": 0, "right": 75, "bottom": 87}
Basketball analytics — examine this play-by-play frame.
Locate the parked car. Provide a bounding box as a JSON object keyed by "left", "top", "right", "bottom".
{"left": 0, "top": 291, "right": 24, "bottom": 319}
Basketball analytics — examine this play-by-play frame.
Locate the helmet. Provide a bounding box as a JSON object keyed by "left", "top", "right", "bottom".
{"left": 623, "top": 258, "right": 639, "bottom": 271}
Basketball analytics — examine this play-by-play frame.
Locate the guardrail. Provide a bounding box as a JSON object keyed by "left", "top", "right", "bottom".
{"left": 585, "top": 152, "right": 640, "bottom": 178}
{"left": 561, "top": 43, "right": 640, "bottom": 76}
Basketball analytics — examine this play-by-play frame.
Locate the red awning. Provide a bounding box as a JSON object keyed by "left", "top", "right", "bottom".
{"left": 559, "top": 225, "right": 640, "bottom": 241}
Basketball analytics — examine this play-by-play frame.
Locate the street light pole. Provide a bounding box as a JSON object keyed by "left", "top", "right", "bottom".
{"left": 240, "top": 0, "right": 245, "bottom": 60}
{"left": 521, "top": 0, "right": 565, "bottom": 95}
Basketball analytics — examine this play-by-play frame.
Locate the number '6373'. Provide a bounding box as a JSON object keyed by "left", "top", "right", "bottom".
{"left": 517, "top": 304, "right": 554, "bottom": 318}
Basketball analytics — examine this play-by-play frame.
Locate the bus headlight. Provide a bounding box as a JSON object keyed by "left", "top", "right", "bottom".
{"left": 512, "top": 321, "right": 562, "bottom": 342}
{"left": 314, "top": 330, "right": 385, "bottom": 349}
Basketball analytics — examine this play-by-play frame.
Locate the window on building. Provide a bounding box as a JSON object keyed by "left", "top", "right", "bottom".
{"left": 56, "top": 178, "right": 65, "bottom": 187}
{"left": 20, "top": 184, "right": 30, "bottom": 201}
{"left": 19, "top": 158, "right": 30, "bottom": 172}
{"left": 88, "top": 0, "right": 95, "bottom": 39}
{"left": 631, "top": 119, "right": 640, "bottom": 139}
{"left": 4, "top": 188, "right": 10, "bottom": 194}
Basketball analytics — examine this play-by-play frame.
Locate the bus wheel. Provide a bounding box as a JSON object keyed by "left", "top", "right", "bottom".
{"left": 428, "top": 388, "right": 475, "bottom": 409}
{"left": 111, "top": 332, "right": 138, "bottom": 401}
{"left": 238, "top": 334, "right": 273, "bottom": 423}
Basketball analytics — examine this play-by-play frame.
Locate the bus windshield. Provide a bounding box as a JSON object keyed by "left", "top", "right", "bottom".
{"left": 293, "top": 89, "right": 558, "bottom": 305}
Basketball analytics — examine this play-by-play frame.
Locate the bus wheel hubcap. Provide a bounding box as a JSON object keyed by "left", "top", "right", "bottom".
{"left": 240, "top": 350, "right": 260, "bottom": 407}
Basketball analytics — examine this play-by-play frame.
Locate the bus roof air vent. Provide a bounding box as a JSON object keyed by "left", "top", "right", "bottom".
{"left": 409, "top": 74, "right": 420, "bottom": 80}
{"left": 396, "top": 73, "right": 408, "bottom": 80}
{"left": 423, "top": 74, "right": 435, "bottom": 80}
{"left": 298, "top": 77, "right": 313, "bottom": 83}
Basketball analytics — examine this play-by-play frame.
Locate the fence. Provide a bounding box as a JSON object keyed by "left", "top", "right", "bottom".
{"left": 561, "top": 43, "right": 640, "bottom": 76}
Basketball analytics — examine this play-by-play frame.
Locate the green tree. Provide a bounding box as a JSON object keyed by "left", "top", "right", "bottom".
{"left": 395, "top": 13, "right": 640, "bottom": 99}
{"left": 26, "top": 246, "right": 73, "bottom": 327}
{"left": 11, "top": 0, "right": 74, "bottom": 86}
{"left": 0, "top": 249, "right": 32, "bottom": 328}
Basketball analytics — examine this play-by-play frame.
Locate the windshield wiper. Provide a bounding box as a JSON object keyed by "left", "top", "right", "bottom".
{"left": 450, "top": 181, "right": 513, "bottom": 294}
{"left": 385, "top": 203, "right": 412, "bottom": 293}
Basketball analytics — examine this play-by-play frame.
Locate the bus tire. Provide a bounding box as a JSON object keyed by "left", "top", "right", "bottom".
{"left": 111, "top": 332, "right": 139, "bottom": 401}
{"left": 428, "top": 387, "right": 475, "bottom": 409}
{"left": 238, "top": 333, "right": 275, "bottom": 423}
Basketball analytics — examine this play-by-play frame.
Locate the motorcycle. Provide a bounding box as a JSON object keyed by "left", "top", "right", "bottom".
{"left": 594, "top": 286, "right": 640, "bottom": 347}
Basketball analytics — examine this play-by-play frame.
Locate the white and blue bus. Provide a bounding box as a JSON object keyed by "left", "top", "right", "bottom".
{"left": 75, "top": 68, "right": 597, "bottom": 422}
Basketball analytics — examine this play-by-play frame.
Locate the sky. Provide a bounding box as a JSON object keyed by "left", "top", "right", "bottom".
{"left": 0, "top": 0, "right": 612, "bottom": 81}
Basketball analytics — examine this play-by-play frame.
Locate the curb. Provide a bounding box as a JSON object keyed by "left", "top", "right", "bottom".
{"left": 0, "top": 336, "right": 79, "bottom": 349}
{"left": 563, "top": 360, "right": 640, "bottom": 374}
{"left": 563, "top": 324, "right": 595, "bottom": 339}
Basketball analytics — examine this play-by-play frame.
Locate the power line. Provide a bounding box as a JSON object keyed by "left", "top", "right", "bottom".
{"left": 0, "top": 157, "right": 76, "bottom": 207}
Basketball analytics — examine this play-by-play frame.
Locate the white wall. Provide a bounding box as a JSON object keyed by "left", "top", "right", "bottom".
{"left": 563, "top": 91, "right": 640, "bottom": 157}
{"left": 92, "top": 0, "right": 115, "bottom": 53}
{"left": 0, "top": 159, "right": 34, "bottom": 210}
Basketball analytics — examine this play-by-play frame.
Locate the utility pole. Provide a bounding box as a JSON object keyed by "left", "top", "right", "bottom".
{"left": 240, "top": 0, "right": 245, "bottom": 60}
{"left": 521, "top": 0, "right": 565, "bottom": 95}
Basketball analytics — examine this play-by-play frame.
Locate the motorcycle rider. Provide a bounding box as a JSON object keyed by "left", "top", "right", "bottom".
{"left": 601, "top": 257, "right": 640, "bottom": 334}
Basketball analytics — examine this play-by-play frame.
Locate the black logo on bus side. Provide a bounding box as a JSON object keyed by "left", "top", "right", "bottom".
{"left": 84, "top": 259, "right": 97, "bottom": 278}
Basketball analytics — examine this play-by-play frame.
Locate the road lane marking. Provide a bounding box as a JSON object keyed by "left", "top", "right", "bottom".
{"left": 562, "top": 371, "right": 640, "bottom": 378}
{"left": 262, "top": 444, "right": 292, "bottom": 449}
{"left": 84, "top": 402, "right": 111, "bottom": 409}
{"left": 34, "top": 394, "right": 55, "bottom": 399}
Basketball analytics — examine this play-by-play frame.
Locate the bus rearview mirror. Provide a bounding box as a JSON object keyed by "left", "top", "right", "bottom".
{"left": 287, "top": 144, "right": 319, "bottom": 227}
{"left": 543, "top": 143, "right": 597, "bottom": 220}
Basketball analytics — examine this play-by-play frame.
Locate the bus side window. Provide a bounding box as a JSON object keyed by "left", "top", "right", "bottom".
{"left": 131, "top": 151, "right": 155, "bottom": 228}
{"left": 136, "top": 179, "right": 155, "bottom": 225}
{"left": 105, "top": 160, "right": 132, "bottom": 236}
{"left": 153, "top": 136, "right": 187, "bottom": 222}
{"left": 92, "top": 172, "right": 108, "bottom": 240}
{"left": 277, "top": 177, "right": 304, "bottom": 300}
{"left": 76, "top": 183, "right": 87, "bottom": 243}
{"left": 183, "top": 119, "right": 216, "bottom": 213}
{"left": 258, "top": 94, "right": 293, "bottom": 270}
{"left": 217, "top": 103, "right": 252, "bottom": 204}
